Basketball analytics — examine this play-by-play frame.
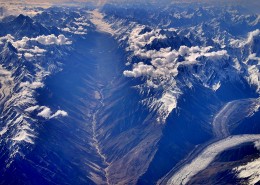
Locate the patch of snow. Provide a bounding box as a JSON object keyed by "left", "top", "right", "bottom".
{"left": 231, "top": 29, "right": 260, "bottom": 93}
{"left": 234, "top": 157, "right": 260, "bottom": 185}
{"left": 254, "top": 140, "right": 260, "bottom": 151}
{"left": 0, "top": 127, "right": 8, "bottom": 136}
{"left": 212, "top": 82, "right": 221, "bottom": 91}
{"left": 12, "top": 130, "right": 35, "bottom": 144}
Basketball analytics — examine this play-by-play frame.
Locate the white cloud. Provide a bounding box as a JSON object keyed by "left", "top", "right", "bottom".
{"left": 1, "top": 34, "right": 68, "bottom": 60}
{"left": 33, "top": 34, "right": 72, "bottom": 45}
{"left": 13, "top": 37, "right": 30, "bottom": 49}
{"left": 127, "top": 25, "right": 167, "bottom": 52}
{"left": 203, "top": 50, "right": 228, "bottom": 60}
{"left": 61, "top": 24, "right": 88, "bottom": 35}
{"left": 37, "top": 106, "right": 52, "bottom": 119}
{"left": 50, "top": 110, "right": 68, "bottom": 118}
{"left": 0, "top": 34, "right": 15, "bottom": 44}
{"left": 24, "top": 52, "right": 34, "bottom": 60}
{"left": 3, "top": 34, "right": 71, "bottom": 47}
{"left": 62, "top": 27, "right": 71, "bottom": 32}
{"left": 25, "top": 105, "right": 40, "bottom": 112}
{"left": 33, "top": 106, "right": 68, "bottom": 119}
{"left": 32, "top": 82, "right": 44, "bottom": 89}
{"left": 59, "top": 15, "right": 89, "bottom": 35}
{"left": 123, "top": 62, "right": 154, "bottom": 78}
{"left": 29, "top": 46, "right": 46, "bottom": 54}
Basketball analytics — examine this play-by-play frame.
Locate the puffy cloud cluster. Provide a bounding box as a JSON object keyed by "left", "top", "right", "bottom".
{"left": 127, "top": 25, "right": 166, "bottom": 52}
{"left": 33, "top": 34, "right": 72, "bottom": 45}
{"left": 9, "top": 34, "right": 71, "bottom": 47}
{"left": 62, "top": 26, "right": 87, "bottom": 35}
{"left": 61, "top": 16, "right": 89, "bottom": 35}
{"left": 124, "top": 62, "right": 154, "bottom": 78}
{"left": 0, "top": 34, "right": 71, "bottom": 60}
{"left": 124, "top": 45, "right": 228, "bottom": 80}
{"left": 25, "top": 105, "right": 68, "bottom": 119}
{"left": 11, "top": 36, "right": 30, "bottom": 48}
{"left": 51, "top": 110, "right": 68, "bottom": 118}
{"left": 38, "top": 107, "right": 68, "bottom": 119}
{"left": 37, "top": 106, "right": 52, "bottom": 119}
{"left": 0, "top": 34, "right": 15, "bottom": 45}
{"left": 124, "top": 26, "right": 230, "bottom": 122}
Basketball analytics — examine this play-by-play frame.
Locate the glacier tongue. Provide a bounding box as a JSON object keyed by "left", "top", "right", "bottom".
{"left": 167, "top": 134, "right": 260, "bottom": 185}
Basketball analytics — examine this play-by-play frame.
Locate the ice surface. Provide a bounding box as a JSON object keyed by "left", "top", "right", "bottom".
{"left": 167, "top": 135, "right": 260, "bottom": 185}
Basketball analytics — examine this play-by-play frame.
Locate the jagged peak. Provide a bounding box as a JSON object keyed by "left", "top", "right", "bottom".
{"left": 4, "top": 42, "right": 18, "bottom": 53}
{"left": 15, "top": 14, "right": 33, "bottom": 23}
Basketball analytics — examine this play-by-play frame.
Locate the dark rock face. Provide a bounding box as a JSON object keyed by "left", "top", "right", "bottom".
{"left": 0, "top": 14, "right": 51, "bottom": 39}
